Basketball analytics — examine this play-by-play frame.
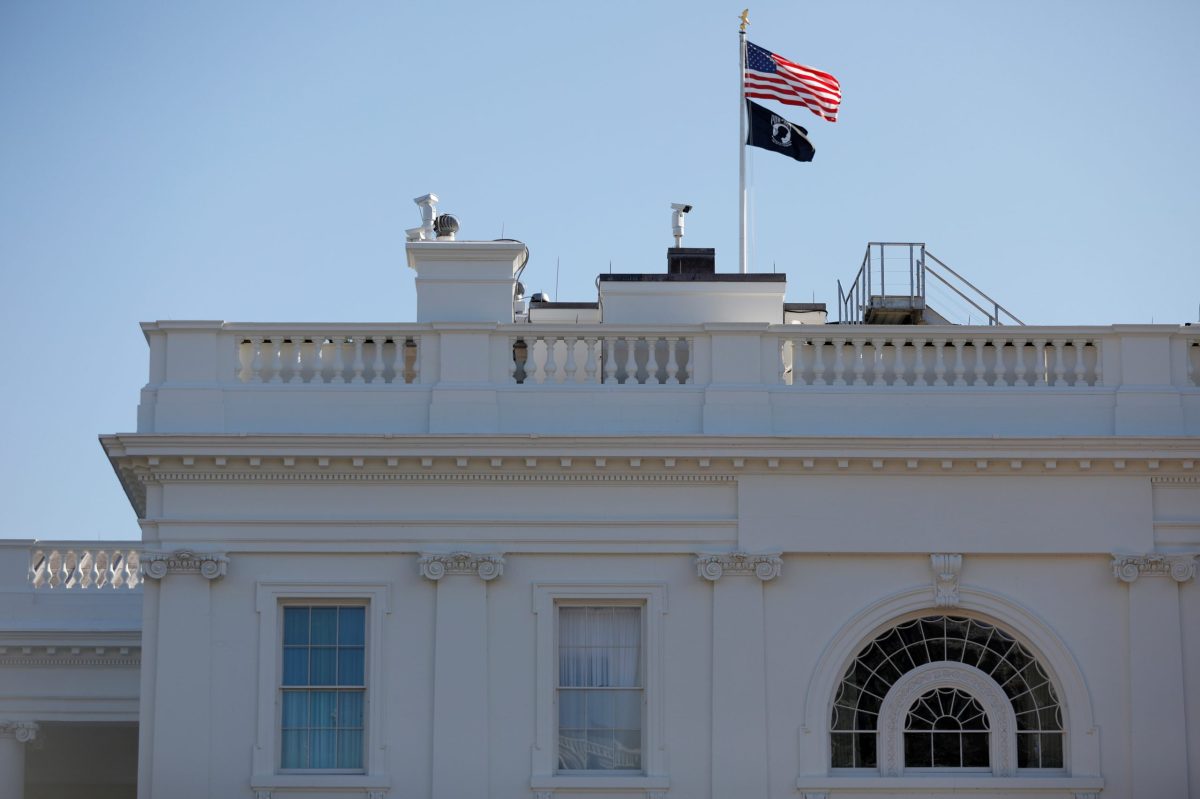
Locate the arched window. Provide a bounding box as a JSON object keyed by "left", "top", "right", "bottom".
{"left": 904, "top": 687, "right": 989, "bottom": 769}
{"left": 830, "top": 615, "right": 1064, "bottom": 771}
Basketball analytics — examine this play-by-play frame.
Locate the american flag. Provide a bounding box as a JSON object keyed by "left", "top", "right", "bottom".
{"left": 744, "top": 41, "right": 841, "bottom": 123}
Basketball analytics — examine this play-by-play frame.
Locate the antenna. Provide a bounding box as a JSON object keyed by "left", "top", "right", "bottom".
{"left": 555, "top": 257, "right": 561, "bottom": 300}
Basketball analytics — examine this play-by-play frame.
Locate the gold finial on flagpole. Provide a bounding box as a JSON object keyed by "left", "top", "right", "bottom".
{"left": 739, "top": 9, "right": 750, "bottom": 32}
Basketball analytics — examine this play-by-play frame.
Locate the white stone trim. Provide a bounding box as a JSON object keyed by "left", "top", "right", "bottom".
{"left": 694, "top": 552, "right": 782, "bottom": 581}
{"left": 801, "top": 584, "right": 1099, "bottom": 777}
{"left": 0, "top": 721, "right": 38, "bottom": 743}
{"left": 140, "top": 549, "right": 228, "bottom": 581}
{"left": 251, "top": 581, "right": 392, "bottom": 788}
{"left": 876, "top": 662, "right": 1016, "bottom": 777}
{"left": 419, "top": 551, "right": 505, "bottom": 581}
{"left": 1111, "top": 552, "right": 1196, "bottom": 583}
{"left": 930, "top": 554, "right": 962, "bottom": 607}
{"left": 530, "top": 583, "right": 669, "bottom": 787}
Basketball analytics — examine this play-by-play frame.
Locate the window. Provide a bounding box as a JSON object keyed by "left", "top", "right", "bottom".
{"left": 903, "top": 687, "right": 989, "bottom": 769}
{"left": 830, "top": 615, "right": 1064, "bottom": 771}
{"left": 556, "top": 605, "right": 642, "bottom": 772}
{"left": 280, "top": 605, "right": 366, "bottom": 771}
{"left": 530, "top": 583, "right": 668, "bottom": 792}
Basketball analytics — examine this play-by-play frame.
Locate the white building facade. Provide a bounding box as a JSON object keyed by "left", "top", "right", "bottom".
{"left": 3, "top": 213, "right": 1200, "bottom": 799}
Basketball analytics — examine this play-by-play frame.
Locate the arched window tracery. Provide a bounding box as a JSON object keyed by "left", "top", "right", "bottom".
{"left": 830, "top": 615, "right": 1064, "bottom": 771}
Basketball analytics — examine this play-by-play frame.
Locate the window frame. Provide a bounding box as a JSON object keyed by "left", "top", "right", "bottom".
{"left": 252, "top": 581, "right": 391, "bottom": 790}
{"left": 530, "top": 583, "right": 669, "bottom": 793}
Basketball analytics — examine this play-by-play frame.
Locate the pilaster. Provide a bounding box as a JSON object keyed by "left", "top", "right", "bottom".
{"left": 1112, "top": 552, "right": 1195, "bottom": 797}
{"left": 422, "top": 552, "right": 504, "bottom": 799}
{"left": 140, "top": 550, "right": 227, "bottom": 799}
{"left": 696, "top": 552, "right": 781, "bottom": 799}
{"left": 0, "top": 722, "right": 38, "bottom": 799}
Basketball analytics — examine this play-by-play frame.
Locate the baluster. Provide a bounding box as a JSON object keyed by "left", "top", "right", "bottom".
{"left": 951, "top": 338, "right": 967, "bottom": 386}
{"left": 236, "top": 341, "right": 249, "bottom": 382}
{"left": 370, "top": 336, "right": 385, "bottom": 384}
{"left": 645, "top": 337, "right": 661, "bottom": 384}
{"left": 47, "top": 550, "right": 62, "bottom": 588}
{"left": 779, "top": 340, "right": 792, "bottom": 385}
{"left": 310, "top": 338, "right": 325, "bottom": 383}
{"left": 972, "top": 338, "right": 987, "bottom": 386}
{"left": 1093, "top": 340, "right": 1103, "bottom": 386}
{"left": 993, "top": 340, "right": 1010, "bottom": 387}
{"left": 852, "top": 338, "right": 867, "bottom": 386}
{"left": 812, "top": 337, "right": 827, "bottom": 386}
{"left": 681, "top": 337, "right": 694, "bottom": 384}
{"left": 78, "top": 550, "right": 94, "bottom": 589}
{"left": 1032, "top": 339, "right": 1047, "bottom": 386}
{"left": 543, "top": 336, "right": 558, "bottom": 384}
{"left": 623, "top": 336, "right": 638, "bottom": 385}
{"left": 410, "top": 337, "right": 421, "bottom": 384}
{"left": 564, "top": 336, "right": 578, "bottom": 382}
{"left": 508, "top": 337, "right": 520, "bottom": 384}
{"left": 1072, "top": 338, "right": 1087, "bottom": 386}
{"left": 64, "top": 550, "right": 79, "bottom": 588}
{"left": 1013, "top": 339, "right": 1028, "bottom": 387}
{"left": 831, "top": 337, "right": 847, "bottom": 386}
{"left": 665, "top": 337, "right": 679, "bottom": 385}
{"left": 912, "top": 338, "right": 927, "bottom": 386}
{"left": 892, "top": 339, "right": 909, "bottom": 387}
{"left": 793, "top": 338, "right": 810, "bottom": 386}
{"left": 932, "top": 338, "right": 948, "bottom": 387}
{"left": 94, "top": 550, "right": 110, "bottom": 588}
{"left": 329, "top": 336, "right": 346, "bottom": 384}
{"left": 288, "top": 339, "right": 304, "bottom": 384}
{"left": 1051, "top": 338, "right": 1067, "bottom": 386}
{"left": 585, "top": 337, "right": 599, "bottom": 383}
{"left": 604, "top": 337, "right": 619, "bottom": 384}
{"left": 391, "top": 338, "right": 406, "bottom": 384}
{"left": 350, "top": 337, "right": 365, "bottom": 384}
{"left": 268, "top": 337, "right": 283, "bottom": 383}
{"left": 871, "top": 338, "right": 886, "bottom": 386}
{"left": 250, "top": 337, "right": 265, "bottom": 383}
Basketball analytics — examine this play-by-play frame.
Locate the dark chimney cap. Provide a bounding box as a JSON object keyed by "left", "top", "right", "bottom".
{"left": 667, "top": 247, "right": 716, "bottom": 275}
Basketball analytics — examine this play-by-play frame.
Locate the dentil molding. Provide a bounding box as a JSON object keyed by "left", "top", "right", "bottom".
{"left": 1111, "top": 553, "right": 1196, "bottom": 583}
{"left": 931, "top": 553, "right": 963, "bottom": 607}
{"left": 419, "top": 552, "right": 505, "bottom": 581}
{"left": 0, "top": 721, "right": 39, "bottom": 743}
{"left": 140, "top": 549, "right": 229, "bottom": 581}
{"left": 695, "top": 552, "right": 782, "bottom": 582}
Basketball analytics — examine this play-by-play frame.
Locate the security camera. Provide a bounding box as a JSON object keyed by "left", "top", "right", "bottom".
{"left": 671, "top": 203, "right": 693, "bottom": 214}
{"left": 671, "top": 203, "right": 693, "bottom": 246}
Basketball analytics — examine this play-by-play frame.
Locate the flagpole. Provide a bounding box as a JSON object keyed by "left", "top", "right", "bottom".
{"left": 738, "top": 11, "right": 749, "bottom": 274}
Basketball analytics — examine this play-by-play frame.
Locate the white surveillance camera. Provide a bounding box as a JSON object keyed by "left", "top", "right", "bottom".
{"left": 671, "top": 203, "right": 693, "bottom": 213}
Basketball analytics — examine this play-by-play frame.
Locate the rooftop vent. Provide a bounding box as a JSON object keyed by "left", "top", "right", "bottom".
{"left": 667, "top": 247, "right": 716, "bottom": 276}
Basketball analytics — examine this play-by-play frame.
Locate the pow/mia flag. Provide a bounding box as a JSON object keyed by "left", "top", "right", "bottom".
{"left": 746, "top": 99, "right": 815, "bottom": 163}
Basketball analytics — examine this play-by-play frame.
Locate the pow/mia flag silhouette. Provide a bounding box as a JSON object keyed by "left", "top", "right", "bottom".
{"left": 746, "top": 99, "right": 815, "bottom": 163}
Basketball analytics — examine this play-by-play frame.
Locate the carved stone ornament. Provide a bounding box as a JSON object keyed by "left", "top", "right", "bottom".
{"left": 533, "top": 792, "right": 553, "bottom": 799}
{"left": 0, "top": 721, "right": 39, "bottom": 743}
{"left": 139, "top": 549, "right": 229, "bottom": 581}
{"left": 931, "top": 553, "right": 963, "bottom": 607}
{"left": 419, "top": 552, "right": 505, "bottom": 581}
{"left": 694, "top": 552, "right": 782, "bottom": 582}
{"left": 1111, "top": 553, "right": 1196, "bottom": 583}
{"left": 254, "top": 791, "right": 272, "bottom": 799}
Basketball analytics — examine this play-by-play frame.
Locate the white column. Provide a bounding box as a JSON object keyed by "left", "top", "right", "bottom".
{"left": 0, "top": 722, "right": 38, "bottom": 799}
{"left": 696, "top": 552, "right": 782, "bottom": 799}
{"left": 139, "top": 550, "right": 228, "bottom": 799}
{"left": 420, "top": 552, "right": 504, "bottom": 799}
{"left": 1112, "top": 553, "right": 1196, "bottom": 797}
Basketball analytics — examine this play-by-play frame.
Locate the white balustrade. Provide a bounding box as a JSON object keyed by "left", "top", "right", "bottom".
{"left": 29, "top": 548, "right": 142, "bottom": 590}
{"left": 236, "top": 334, "right": 420, "bottom": 384}
{"left": 511, "top": 334, "right": 693, "bottom": 385}
{"left": 779, "top": 332, "right": 1104, "bottom": 388}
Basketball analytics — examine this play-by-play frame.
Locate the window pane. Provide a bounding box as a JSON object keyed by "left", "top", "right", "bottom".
{"left": 309, "top": 729, "right": 336, "bottom": 769}
{"left": 961, "top": 732, "right": 989, "bottom": 767}
{"left": 614, "top": 729, "right": 642, "bottom": 770}
{"left": 586, "top": 690, "right": 615, "bottom": 730}
{"left": 587, "top": 728, "right": 616, "bottom": 770}
{"left": 931, "top": 731, "right": 960, "bottom": 767}
{"left": 310, "top": 607, "right": 338, "bottom": 644}
{"left": 558, "top": 729, "right": 587, "bottom": 770}
{"left": 905, "top": 732, "right": 932, "bottom": 767}
{"left": 1040, "top": 732, "right": 1064, "bottom": 768}
{"left": 831, "top": 733, "right": 855, "bottom": 767}
{"left": 613, "top": 690, "right": 641, "bottom": 730}
{"left": 283, "top": 607, "right": 309, "bottom": 645}
{"left": 559, "top": 689, "right": 585, "bottom": 729}
{"left": 338, "top": 691, "right": 364, "bottom": 729}
{"left": 281, "top": 691, "right": 308, "bottom": 728}
{"left": 337, "top": 729, "right": 363, "bottom": 769}
{"left": 1017, "top": 732, "right": 1039, "bottom": 768}
{"left": 281, "top": 729, "right": 307, "bottom": 769}
{"left": 339, "top": 607, "right": 365, "bottom": 646}
{"left": 282, "top": 647, "right": 308, "bottom": 686}
{"left": 338, "top": 647, "right": 365, "bottom": 686}
{"left": 311, "top": 647, "right": 337, "bottom": 686}
{"left": 309, "top": 691, "right": 337, "bottom": 729}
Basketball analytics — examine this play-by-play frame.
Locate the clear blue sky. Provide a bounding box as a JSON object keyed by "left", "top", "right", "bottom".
{"left": 2, "top": 1, "right": 1198, "bottom": 540}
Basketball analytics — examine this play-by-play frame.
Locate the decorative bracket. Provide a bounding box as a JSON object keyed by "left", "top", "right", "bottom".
{"left": 1111, "top": 553, "right": 1196, "bottom": 583}
{"left": 695, "top": 552, "right": 782, "bottom": 582}
{"left": 931, "top": 553, "right": 963, "bottom": 606}
{"left": 140, "top": 550, "right": 228, "bottom": 581}
{"left": 419, "top": 552, "right": 505, "bottom": 582}
{"left": 0, "top": 721, "right": 39, "bottom": 743}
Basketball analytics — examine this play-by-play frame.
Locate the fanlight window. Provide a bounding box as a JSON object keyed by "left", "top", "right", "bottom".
{"left": 831, "top": 615, "right": 1064, "bottom": 769}
{"left": 904, "top": 687, "right": 990, "bottom": 768}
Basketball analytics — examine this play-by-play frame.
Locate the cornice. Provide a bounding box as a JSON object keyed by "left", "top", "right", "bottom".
{"left": 0, "top": 638, "right": 140, "bottom": 668}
